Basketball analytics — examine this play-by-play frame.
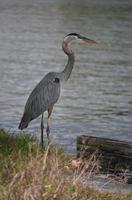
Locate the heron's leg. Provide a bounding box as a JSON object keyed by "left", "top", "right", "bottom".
{"left": 46, "top": 107, "right": 53, "bottom": 142}
{"left": 41, "top": 113, "right": 44, "bottom": 147}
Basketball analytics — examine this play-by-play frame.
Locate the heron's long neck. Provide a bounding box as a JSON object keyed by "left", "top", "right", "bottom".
{"left": 60, "top": 40, "right": 75, "bottom": 81}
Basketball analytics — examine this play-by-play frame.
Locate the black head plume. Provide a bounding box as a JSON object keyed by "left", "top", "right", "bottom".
{"left": 66, "top": 33, "right": 80, "bottom": 37}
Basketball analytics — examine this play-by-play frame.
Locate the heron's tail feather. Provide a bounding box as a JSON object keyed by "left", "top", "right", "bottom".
{"left": 18, "top": 113, "right": 30, "bottom": 130}
{"left": 18, "top": 121, "right": 28, "bottom": 130}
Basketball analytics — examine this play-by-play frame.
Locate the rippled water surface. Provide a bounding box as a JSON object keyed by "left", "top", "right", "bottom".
{"left": 0, "top": 0, "right": 132, "bottom": 152}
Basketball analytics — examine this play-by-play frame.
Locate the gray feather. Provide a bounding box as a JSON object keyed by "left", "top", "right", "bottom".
{"left": 19, "top": 72, "right": 60, "bottom": 129}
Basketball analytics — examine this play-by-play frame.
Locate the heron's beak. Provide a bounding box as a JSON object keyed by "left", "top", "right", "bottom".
{"left": 78, "top": 36, "right": 97, "bottom": 44}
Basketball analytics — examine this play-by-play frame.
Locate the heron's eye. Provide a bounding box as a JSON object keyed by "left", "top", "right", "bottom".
{"left": 54, "top": 78, "right": 60, "bottom": 83}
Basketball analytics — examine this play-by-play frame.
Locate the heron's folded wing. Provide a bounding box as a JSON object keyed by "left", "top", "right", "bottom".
{"left": 24, "top": 77, "right": 60, "bottom": 120}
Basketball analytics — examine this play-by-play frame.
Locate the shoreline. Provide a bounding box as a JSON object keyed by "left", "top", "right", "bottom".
{"left": 0, "top": 129, "right": 131, "bottom": 199}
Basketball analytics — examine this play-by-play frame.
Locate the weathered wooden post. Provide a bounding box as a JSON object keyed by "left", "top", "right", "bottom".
{"left": 77, "top": 135, "right": 132, "bottom": 173}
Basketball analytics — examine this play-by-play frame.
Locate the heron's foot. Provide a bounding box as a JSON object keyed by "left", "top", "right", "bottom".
{"left": 46, "top": 126, "right": 50, "bottom": 144}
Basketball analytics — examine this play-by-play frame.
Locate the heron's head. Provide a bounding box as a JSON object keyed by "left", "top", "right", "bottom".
{"left": 64, "top": 33, "right": 97, "bottom": 45}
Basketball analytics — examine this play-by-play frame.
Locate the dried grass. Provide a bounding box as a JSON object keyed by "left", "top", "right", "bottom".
{"left": 0, "top": 129, "right": 131, "bottom": 200}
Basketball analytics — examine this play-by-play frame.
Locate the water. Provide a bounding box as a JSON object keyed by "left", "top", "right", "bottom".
{"left": 0, "top": 0, "right": 132, "bottom": 152}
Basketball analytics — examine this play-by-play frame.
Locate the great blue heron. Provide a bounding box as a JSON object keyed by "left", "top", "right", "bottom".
{"left": 19, "top": 33, "right": 97, "bottom": 146}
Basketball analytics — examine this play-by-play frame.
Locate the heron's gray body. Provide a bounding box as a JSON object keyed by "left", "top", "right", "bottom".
{"left": 19, "top": 72, "right": 60, "bottom": 129}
